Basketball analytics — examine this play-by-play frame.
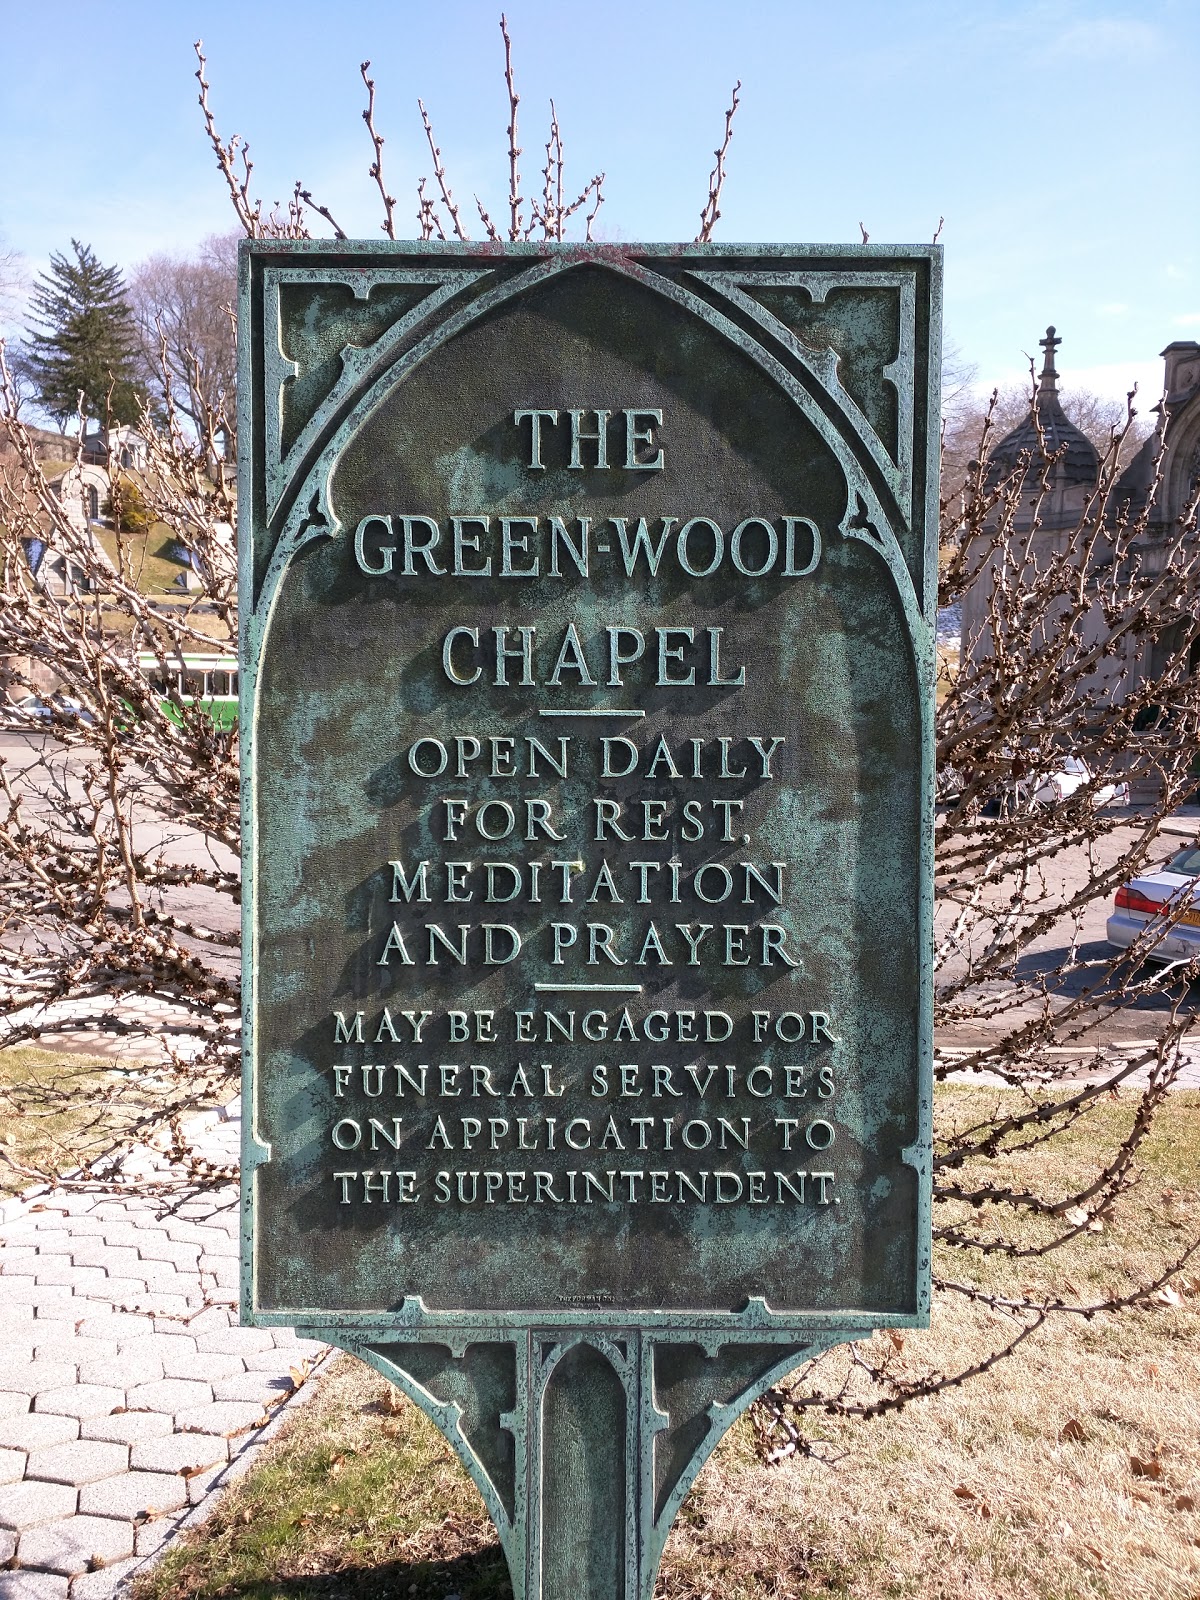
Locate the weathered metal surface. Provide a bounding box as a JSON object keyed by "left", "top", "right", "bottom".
{"left": 239, "top": 241, "right": 941, "bottom": 1599}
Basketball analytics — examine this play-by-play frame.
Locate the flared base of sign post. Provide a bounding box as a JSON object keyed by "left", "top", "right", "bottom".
{"left": 316, "top": 1327, "right": 844, "bottom": 1600}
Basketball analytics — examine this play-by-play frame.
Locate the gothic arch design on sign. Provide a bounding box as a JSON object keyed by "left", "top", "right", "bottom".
{"left": 247, "top": 252, "right": 930, "bottom": 642}
{"left": 348, "top": 1330, "right": 836, "bottom": 1600}
{"left": 240, "top": 252, "right": 936, "bottom": 1311}
{"left": 260, "top": 266, "right": 491, "bottom": 524}
{"left": 686, "top": 270, "right": 916, "bottom": 537}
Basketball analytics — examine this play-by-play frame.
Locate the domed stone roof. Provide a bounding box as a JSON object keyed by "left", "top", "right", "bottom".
{"left": 986, "top": 327, "right": 1100, "bottom": 488}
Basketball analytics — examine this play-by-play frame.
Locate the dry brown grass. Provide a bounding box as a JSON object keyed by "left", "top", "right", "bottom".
{"left": 136, "top": 1090, "right": 1200, "bottom": 1600}
{"left": 665, "top": 1087, "right": 1200, "bottom": 1599}
{"left": 661, "top": 1299, "right": 1200, "bottom": 1599}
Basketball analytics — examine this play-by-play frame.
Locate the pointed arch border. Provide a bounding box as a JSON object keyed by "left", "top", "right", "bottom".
{"left": 242, "top": 243, "right": 939, "bottom": 637}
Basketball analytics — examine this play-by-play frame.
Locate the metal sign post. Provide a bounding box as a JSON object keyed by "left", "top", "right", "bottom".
{"left": 238, "top": 240, "right": 940, "bottom": 1600}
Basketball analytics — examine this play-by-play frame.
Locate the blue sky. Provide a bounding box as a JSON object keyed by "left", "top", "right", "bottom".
{"left": 1, "top": 0, "right": 1197, "bottom": 406}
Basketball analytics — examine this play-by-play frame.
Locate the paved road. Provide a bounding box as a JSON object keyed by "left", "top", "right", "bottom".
{"left": 935, "top": 808, "right": 1200, "bottom": 1048}
{"left": 0, "top": 729, "right": 239, "bottom": 954}
{"left": 0, "top": 729, "right": 237, "bottom": 1057}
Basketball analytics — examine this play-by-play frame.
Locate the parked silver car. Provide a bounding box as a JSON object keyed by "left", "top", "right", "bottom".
{"left": 2, "top": 694, "right": 96, "bottom": 730}
{"left": 1106, "top": 843, "right": 1200, "bottom": 962}
{"left": 941, "top": 754, "right": 1130, "bottom": 817}
{"left": 7, "top": 694, "right": 54, "bottom": 724}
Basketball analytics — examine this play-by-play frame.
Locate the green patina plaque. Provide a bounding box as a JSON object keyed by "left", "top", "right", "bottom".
{"left": 239, "top": 241, "right": 940, "bottom": 1599}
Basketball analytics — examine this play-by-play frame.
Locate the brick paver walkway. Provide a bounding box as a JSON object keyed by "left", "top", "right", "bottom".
{"left": 0, "top": 1107, "right": 325, "bottom": 1597}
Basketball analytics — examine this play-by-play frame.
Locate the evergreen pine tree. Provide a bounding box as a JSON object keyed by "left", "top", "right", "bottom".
{"left": 25, "top": 240, "right": 145, "bottom": 428}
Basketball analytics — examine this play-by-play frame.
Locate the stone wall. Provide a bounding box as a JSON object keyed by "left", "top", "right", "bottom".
{"left": 0, "top": 418, "right": 74, "bottom": 472}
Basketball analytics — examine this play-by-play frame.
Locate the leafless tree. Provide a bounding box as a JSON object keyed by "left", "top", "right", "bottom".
{"left": 0, "top": 243, "right": 35, "bottom": 420}
{"left": 127, "top": 233, "right": 238, "bottom": 452}
{"left": 941, "top": 335, "right": 978, "bottom": 416}
{"left": 0, "top": 237, "right": 25, "bottom": 331}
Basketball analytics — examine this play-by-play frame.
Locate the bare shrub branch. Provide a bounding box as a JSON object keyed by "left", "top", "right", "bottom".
{"left": 534, "top": 101, "right": 564, "bottom": 240}
{"left": 416, "top": 177, "right": 444, "bottom": 242}
{"left": 500, "top": 14, "right": 523, "bottom": 241}
{"left": 474, "top": 195, "right": 502, "bottom": 243}
{"left": 298, "top": 186, "right": 348, "bottom": 242}
{"left": 194, "top": 41, "right": 308, "bottom": 241}
{"left": 360, "top": 62, "right": 398, "bottom": 241}
{"left": 417, "top": 99, "right": 468, "bottom": 242}
{"left": 195, "top": 42, "right": 268, "bottom": 239}
{"left": 695, "top": 81, "right": 742, "bottom": 244}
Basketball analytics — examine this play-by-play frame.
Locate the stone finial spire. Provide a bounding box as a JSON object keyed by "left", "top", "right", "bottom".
{"left": 986, "top": 324, "right": 1098, "bottom": 492}
{"left": 1038, "top": 325, "right": 1062, "bottom": 396}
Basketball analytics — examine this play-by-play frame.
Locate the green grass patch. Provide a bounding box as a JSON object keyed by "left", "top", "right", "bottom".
{"left": 138, "top": 1364, "right": 510, "bottom": 1600}
{"left": 93, "top": 523, "right": 191, "bottom": 595}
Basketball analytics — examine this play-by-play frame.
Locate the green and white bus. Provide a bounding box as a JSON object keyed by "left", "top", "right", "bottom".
{"left": 137, "top": 653, "right": 239, "bottom": 730}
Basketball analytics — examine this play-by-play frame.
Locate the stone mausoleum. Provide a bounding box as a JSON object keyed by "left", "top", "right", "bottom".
{"left": 961, "top": 328, "right": 1200, "bottom": 702}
